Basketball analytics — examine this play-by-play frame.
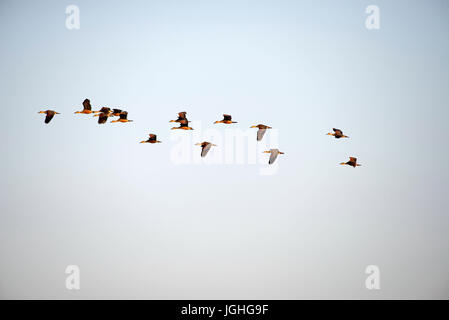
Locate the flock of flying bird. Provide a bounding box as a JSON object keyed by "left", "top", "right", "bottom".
{"left": 38, "top": 98, "right": 361, "bottom": 167}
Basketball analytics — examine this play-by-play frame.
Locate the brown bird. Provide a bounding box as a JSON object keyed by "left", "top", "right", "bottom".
{"left": 195, "top": 141, "right": 217, "bottom": 157}
{"left": 340, "top": 157, "right": 362, "bottom": 168}
{"left": 94, "top": 112, "right": 110, "bottom": 124}
{"left": 250, "top": 124, "right": 272, "bottom": 141}
{"left": 94, "top": 107, "right": 111, "bottom": 114}
{"left": 263, "top": 149, "right": 284, "bottom": 164}
{"left": 111, "top": 111, "right": 133, "bottom": 123}
{"left": 38, "top": 110, "right": 60, "bottom": 124}
{"left": 170, "top": 111, "right": 189, "bottom": 123}
{"left": 110, "top": 109, "right": 123, "bottom": 117}
{"left": 140, "top": 134, "right": 161, "bottom": 144}
{"left": 214, "top": 114, "right": 237, "bottom": 124}
{"left": 171, "top": 119, "right": 193, "bottom": 130}
{"left": 93, "top": 107, "right": 112, "bottom": 124}
{"left": 327, "top": 128, "right": 349, "bottom": 139}
{"left": 74, "top": 99, "right": 94, "bottom": 114}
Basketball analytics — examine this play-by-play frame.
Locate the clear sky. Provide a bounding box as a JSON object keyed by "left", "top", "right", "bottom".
{"left": 1, "top": 0, "right": 448, "bottom": 299}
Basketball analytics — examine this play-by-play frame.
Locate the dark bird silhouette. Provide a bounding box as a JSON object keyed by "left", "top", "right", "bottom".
{"left": 140, "top": 134, "right": 161, "bottom": 144}
{"left": 38, "top": 110, "right": 60, "bottom": 124}
{"left": 111, "top": 111, "right": 133, "bottom": 123}
{"left": 170, "top": 112, "right": 189, "bottom": 123}
{"left": 214, "top": 114, "right": 237, "bottom": 124}
{"left": 263, "top": 149, "right": 284, "bottom": 164}
{"left": 250, "top": 124, "right": 272, "bottom": 141}
{"left": 111, "top": 109, "right": 123, "bottom": 117}
{"left": 74, "top": 99, "right": 94, "bottom": 114}
{"left": 340, "top": 157, "right": 362, "bottom": 167}
{"left": 171, "top": 119, "right": 193, "bottom": 130}
{"left": 195, "top": 141, "right": 217, "bottom": 157}
{"left": 327, "top": 128, "right": 349, "bottom": 139}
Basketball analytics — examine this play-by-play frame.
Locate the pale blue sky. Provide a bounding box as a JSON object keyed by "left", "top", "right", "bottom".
{"left": 1, "top": 0, "right": 448, "bottom": 299}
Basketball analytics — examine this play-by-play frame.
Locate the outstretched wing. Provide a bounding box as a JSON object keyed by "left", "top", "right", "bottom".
{"left": 257, "top": 128, "right": 266, "bottom": 141}
{"left": 178, "top": 112, "right": 187, "bottom": 119}
{"left": 333, "top": 128, "right": 343, "bottom": 136}
{"left": 223, "top": 114, "right": 232, "bottom": 121}
{"left": 98, "top": 113, "right": 108, "bottom": 124}
{"left": 45, "top": 111, "right": 55, "bottom": 124}
{"left": 113, "top": 108, "right": 122, "bottom": 114}
{"left": 349, "top": 157, "right": 357, "bottom": 162}
{"left": 201, "top": 143, "right": 212, "bottom": 157}
{"left": 149, "top": 134, "right": 157, "bottom": 140}
{"left": 269, "top": 150, "right": 279, "bottom": 165}
{"left": 83, "top": 99, "right": 91, "bottom": 111}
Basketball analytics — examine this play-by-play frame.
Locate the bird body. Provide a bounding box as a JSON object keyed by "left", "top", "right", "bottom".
{"left": 195, "top": 141, "right": 217, "bottom": 157}
{"left": 263, "top": 149, "right": 284, "bottom": 164}
{"left": 214, "top": 114, "right": 237, "bottom": 124}
{"left": 38, "top": 110, "right": 60, "bottom": 124}
{"left": 111, "top": 109, "right": 123, "bottom": 117}
{"left": 140, "top": 134, "right": 161, "bottom": 144}
{"left": 250, "top": 124, "right": 272, "bottom": 141}
{"left": 340, "top": 157, "right": 361, "bottom": 167}
{"left": 170, "top": 111, "right": 189, "bottom": 123}
{"left": 111, "top": 111, "right": 133, "bottom": 123}
{"left": 171, "top": 119, "right": 193, "bottom": 130}
{"left": 327, "top": 128, "right": 349, "bottom": 139}
{"left": 74, "top": 99, "right": 94, "bottom": 114}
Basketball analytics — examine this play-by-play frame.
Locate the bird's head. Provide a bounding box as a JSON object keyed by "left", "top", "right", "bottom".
{"left": 263, "top": 150, "right": 271, "bottom": 153}
{"left": 340, "top": 162, "right": 347, "bottom": 165}
{"left": 250, "top": 125, "right": 258, "bottom": 128}
{"left": 38, "top": 111, "right": 47, "bottom": 114}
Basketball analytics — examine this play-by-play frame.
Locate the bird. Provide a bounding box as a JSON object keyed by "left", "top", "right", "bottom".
{"left": 263, "top": 149, "right": 284, "bottom": 164}
{"left": 94, "top": 107, "right": 111, "bottom": 115}
{"left": 110, "top": 109, "right": 123, "bottom": 117}
{"left": 250, "top": 124, "right": 272, "bottom": 141}
{"left": 93, "top": 107, "right": 112, "bottom": 124}
{"left": 111, "top": 111, "right": 133, "bottom": 123}
{"left": 170, "top": 112, "right": 189, "bottom": 123}
{"left": 74, "top": 99, "right": 94, "bottom": 114}
{"left": 140, "top": 134, "right": 161, "bottom": 144}
{"left": 38, "top": 110, "right": 60, "bottom": 124}
{"left": 340, "top": 157, "right": 361, "bottom": 167}
{"left": 94, "top": 112, "right": 110, "bottom": 124}
{"left": 195, "top": 141, "right": 217, "bottom": 157}
{"left": 327, "top": 128, "right": 349, "bottom": 139}
{"left": 171, "top": 119, "right": 193, "bottom": 130}
{"left": 214, "top": 114, "right": 237, "bottom": 124}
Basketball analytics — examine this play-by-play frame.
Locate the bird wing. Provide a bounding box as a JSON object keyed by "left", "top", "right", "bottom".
{"left": 333, "top": 128, "right": 343, "bottom": 135}
{"left": 113, "top": 108, "right": 122, "bottom": 114}
{"left": 45, "top": 112, "right": 55, "bottom": 123}
{"left": 179, "top": 119, "right": 188, "bottom": 127}
{"left": 178, "top": 112, "right": 187, "bottom": 119}
{"left": 98, "top": 113, "right": 108, "bottom": 124}
{"left": 349, "top": 157, "right": 357, "bottom": 162}
{"left": 119, "top": 112, "right": 128, "bottom": 120}
{"left": 201, "top": 143, "right": 212, "bottom": 157}
{"left": 149, "top": 134, "right": 157, "bottom": 140}
{"left": 269, "top": 150, "right": 279, "bottom": 164}
{"left": 223, "top": 114, "right": 232, "bottom": 121}
{"left": 257, "top": 128, "right": 266, "bottom": 141}
{"left": 83, "top": 99, "right": 91, "bottom": 111}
